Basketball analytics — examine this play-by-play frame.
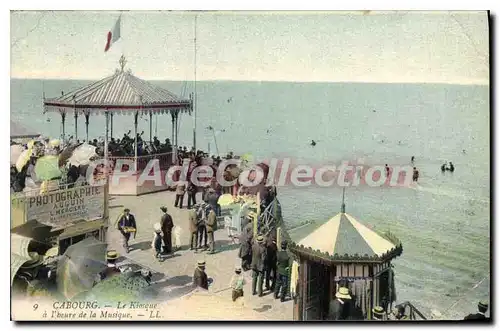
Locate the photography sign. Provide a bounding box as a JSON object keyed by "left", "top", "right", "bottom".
{"left": 25, "top": 186, "right": 105, "bottom": 228}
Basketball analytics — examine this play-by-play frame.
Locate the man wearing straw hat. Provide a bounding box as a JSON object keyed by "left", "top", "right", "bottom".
{"left": 193, "top": 260, "right": 209, "bottom": 290}
{"left": 230, "top": 266, "right": 246, "bottom": 302}
{"left": 372, "top": 306, "right": 386, "bottom": 320}
{"left": 328, "top": 286, "right": 352, "bottom": 320}
{"left": 251, "top": 235, "right": 267, "bottom": 297}
{"left": 98, "top": 250, "right": 121, "bottom": 281}
{"left": 464, "top": 301, "right": 489, "bottom": 320}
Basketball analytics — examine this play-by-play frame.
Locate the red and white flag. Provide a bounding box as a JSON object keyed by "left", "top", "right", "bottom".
{"left": 104, "top": 16, "right": 121, "bottom": 52}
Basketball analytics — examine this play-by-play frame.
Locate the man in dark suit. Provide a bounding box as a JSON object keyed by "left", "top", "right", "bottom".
{"left": 328, "top": 287, "right": 352, "bottom": 320}
{"left": 117, "top": 208, "right": 136, "bottom": 253}
{"left": 160, "top": 206, "right": 174, "bottom": 254}
{"left": 251, "top": 235, "right": 267, "bottom": 297}
{"left": 264, "top": 236, "right": 278, "bottom": 292}
{"left": 464, "top": 301, "right": 489, "bottom": 320}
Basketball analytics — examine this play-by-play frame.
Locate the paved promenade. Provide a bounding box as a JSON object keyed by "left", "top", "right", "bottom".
{"left": 106, "top": 191, "right": 293, "bottom": 320}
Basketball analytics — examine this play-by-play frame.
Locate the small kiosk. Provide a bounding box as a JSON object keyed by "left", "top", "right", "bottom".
{"left": 289, "top": 197, "right": 403, "bottom": 321}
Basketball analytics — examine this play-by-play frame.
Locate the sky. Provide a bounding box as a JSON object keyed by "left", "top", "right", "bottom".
{"left": 10, "top": 10, "right": 489, "bottom": 84}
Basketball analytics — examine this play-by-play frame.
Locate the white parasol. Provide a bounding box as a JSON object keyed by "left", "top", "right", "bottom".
{"left": 10, "top": 144, "right": 25, "bottom": 166}
{"left": 68, "top": 143, "right": 98, "bottom": 166}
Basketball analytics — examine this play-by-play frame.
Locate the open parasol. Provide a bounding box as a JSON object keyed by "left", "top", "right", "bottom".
{"left": 34, "top": 155, "right": 62, "bottom": 181}
{"left": 11, "top": 145, "right": 25, "bottom": 166}
{"left": 56, "top": 237, "right": 107, "bottom": 299}
{"left": 68, "top": 143, "right": 98, "bottom": 166}
{"left": 58, "top": 143, "right": 83, "bottom": 167}
{"left": 15, "top": 148, "right": 33, "bottom": 172}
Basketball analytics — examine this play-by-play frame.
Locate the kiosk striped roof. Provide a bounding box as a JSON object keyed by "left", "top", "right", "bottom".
{"left": 297, "top": 212, "right": 397, "bottom": 259}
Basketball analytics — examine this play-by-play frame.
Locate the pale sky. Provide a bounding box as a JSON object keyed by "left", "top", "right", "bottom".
{"left": 10, "top": 10, "right": 489, "bottom": 84}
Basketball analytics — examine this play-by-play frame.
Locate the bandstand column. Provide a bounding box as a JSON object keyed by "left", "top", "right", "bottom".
{"left": 171, "top": 112, "right": 176, "bottom": 164}
{"left": 61, "top": 112, "right": 66, "bottom": 143}
{"left": 74, "top": 110, "right": 78, "bottom": 141}
{"left": 149, "top": 111, "right": 153, "bottom": 143}
{"left": 134, "top": 111, "right": 139, "bottom": 172}
{"left": 85, "top": 113, "right": 90, "bottom": 142}
{"left": 110, "top": 113, "right": 114, "bottom": 139}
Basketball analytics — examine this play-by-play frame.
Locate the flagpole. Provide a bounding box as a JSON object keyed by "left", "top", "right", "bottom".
{"left": 193, "top": 14, "right": 197, "bottom": 151}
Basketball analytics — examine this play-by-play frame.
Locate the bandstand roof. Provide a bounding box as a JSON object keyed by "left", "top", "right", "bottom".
{"left": 290, "top": 212, "right": 403, "bottom": 263}
{"left": 10, "top": 120, "right": 40, "bottom": 139}
{"left": 43, "top": 69, "right": 192, "bottom": 116}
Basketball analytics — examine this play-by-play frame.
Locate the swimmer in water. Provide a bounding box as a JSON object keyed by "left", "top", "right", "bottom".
{"left": 311, "top": 140, "right": 317, "bottom": 146}
{"left": 448, "top": 162, "right": 455, "bottom": 172}
{"left": 441, "top": 163, "right": 447, "bottom": 173}
{"left": 411, "top": 156, "right": 415, "bottom": 164}
{"left": 462, "top": 149, "right": 466, "bottom": 154}
{"left": 412, "top": 167, "right": 419, "bottom": 182}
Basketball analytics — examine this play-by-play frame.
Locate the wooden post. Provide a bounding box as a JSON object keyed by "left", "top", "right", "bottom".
{"left": 104, "top": 111, "right": 110, "bottom": 222}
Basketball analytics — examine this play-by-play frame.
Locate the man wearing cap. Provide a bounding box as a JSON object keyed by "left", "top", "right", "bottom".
{"left": 197, "top": 203, "right": 208, "bottom": 249}
{"left": 117, "top": 208, "right": 137, "bottom": 253}
{"left": 188, "top": 207, "right": 199, "bottom": 250}
{"left": 174, "top": 181, "right": 186, "bottom": 209}
{"left": 230, "top": 266, "right": 246, "bottom": 302}
{"left": 160, "top": 206, "right": 174, "bottom": 254}
{"left": 251, "top": 235, "right": 267, "bottom": 297}
{"left": 274, "top": 241, "right": 291, "bottom": 302}
{"left": 238, "top": 218, "right": 253, "bottom": 271}
{"left": 98, "top": 251, "right": 121, "bottom": 281}
{"left": 193, "top": 260, "right": 209, "bottom": 290}
{"left": 206, "top": 205, "right": 217, "bottom": 254}
{"left": 328, "top": 287, "right": 352, "bottom": 320}
{"left": 464, "top": 301, "right": 489, "bottom": 320}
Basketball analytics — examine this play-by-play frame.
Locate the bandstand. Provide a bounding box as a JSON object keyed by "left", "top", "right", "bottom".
{"left": 288, "top": 194, "right": 403, "bottom": 321}
{"left": 42, "top": 56, "right": 193, "bottom": 195}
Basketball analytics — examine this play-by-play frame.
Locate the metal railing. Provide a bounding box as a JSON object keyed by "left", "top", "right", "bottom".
{"left": 397, "top": 301, "right": 428, "bottom": 320}
{"left": 107, "top": 152, "right": 173, "bottom": 172}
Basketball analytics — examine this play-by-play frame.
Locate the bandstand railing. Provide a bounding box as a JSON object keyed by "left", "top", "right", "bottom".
{"left": 107, "top": 152, "right": 173, "bottom": 172}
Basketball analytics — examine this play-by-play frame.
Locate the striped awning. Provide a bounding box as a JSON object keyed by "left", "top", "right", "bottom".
{"left": 294, "top": 212, "right": 401, "bottom": 262}
{"left": 43, "top": 70, "right": 192, "bottom": 116}
{"left": 10, "top": 120, "right": 40, "bottom": 139}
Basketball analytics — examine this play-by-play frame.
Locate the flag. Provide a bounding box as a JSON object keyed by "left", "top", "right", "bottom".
{"left": 104, "top": 16, "right": 121, "bottom": 52}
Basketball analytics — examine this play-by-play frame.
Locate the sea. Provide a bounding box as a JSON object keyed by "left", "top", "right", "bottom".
{"left": 11, "top": 78, "right": 490, "bottom": 319}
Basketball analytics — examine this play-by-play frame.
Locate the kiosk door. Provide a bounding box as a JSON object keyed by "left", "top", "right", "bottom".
{"left": 303, "top": 261, "right": 330, "bottom": 320}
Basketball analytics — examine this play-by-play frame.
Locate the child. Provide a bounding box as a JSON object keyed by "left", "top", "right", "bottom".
{"left": 152, "top": 223, "right": 163, "bottom": 260}
{"left": 230, "top": 266, "right": 246, "bottom": 302}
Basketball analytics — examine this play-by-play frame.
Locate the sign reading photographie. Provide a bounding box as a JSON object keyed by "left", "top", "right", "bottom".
{"left": 25, "top": 186, "right": 105, "bottom": 228}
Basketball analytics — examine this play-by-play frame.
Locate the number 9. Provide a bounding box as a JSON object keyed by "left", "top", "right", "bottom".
{"left": 33, "top": 304, "right": 38, "bottom": 311}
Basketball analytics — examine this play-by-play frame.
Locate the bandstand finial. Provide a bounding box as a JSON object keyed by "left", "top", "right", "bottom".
{"left": 119, "top": 55, "right": 127, "bottom": 72}
{"left": 341, "top": 187, "right": 346, "bottom": 213}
